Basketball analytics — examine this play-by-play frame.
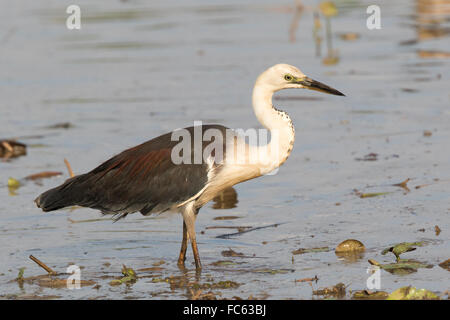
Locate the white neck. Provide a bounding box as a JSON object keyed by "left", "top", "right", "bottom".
{"left": 250, "top": 82, "right": 295, "bottom": 174}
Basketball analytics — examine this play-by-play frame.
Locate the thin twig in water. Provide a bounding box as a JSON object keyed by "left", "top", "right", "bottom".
{"left": 216, "top": 223, "right": 284, "bottom": 239}
{"left": 415, "top": 178, "right": 450, "bottom": 190}
{"left": 295, "top": 275, "right": 319, "bottom": 283}
{"left": 64, "top": 158, "right": 75, "bottom": 178}
{"left": 393, "top": 178, "right": 410, "bottom": 192}
{"left": 29, "top": 255, "right": 56, "bottom": 275}
{"left": 206, "top": 226, "right": 252, "bottom": 230}
{"left": 1, "top": 141, "right": 13, "bottom": 152}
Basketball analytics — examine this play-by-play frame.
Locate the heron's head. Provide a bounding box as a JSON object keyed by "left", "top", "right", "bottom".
{"left": 257, "top": 63, "right": 345, "bottom": 96}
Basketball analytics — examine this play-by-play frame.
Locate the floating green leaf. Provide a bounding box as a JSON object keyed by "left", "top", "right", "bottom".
{"left": 16, "top": 267, "right": 25, "bottom": 282}
{"left": 369, "top": 258, "right": 432, "bottom": 275}
{"left": 109, "top": 265, "right": 137, "bottom": 286}
{"left": 387, "top": 286, "right": 440, "bottom": 300}
{"left": 381, "top": 242, "right": 424, "bottom": 261}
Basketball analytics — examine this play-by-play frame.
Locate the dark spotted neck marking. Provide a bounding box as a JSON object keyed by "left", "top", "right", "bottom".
{"left": 272, "top": 105, "right": 295, "bottom": 164}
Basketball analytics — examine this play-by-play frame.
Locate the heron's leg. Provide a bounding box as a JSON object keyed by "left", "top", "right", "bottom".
{"left": 181, "top": 203, "right": 202, "bottom": 270}
{"left": 177, "top": 221, "right": 188, "bottom": 266}
{"left": 191, "top": 235, "right": 202, "bottom": 270}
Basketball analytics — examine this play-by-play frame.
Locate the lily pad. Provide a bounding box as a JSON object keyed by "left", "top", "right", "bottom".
{"left": 369, "top": 259, "right": 432, "bottom": 275}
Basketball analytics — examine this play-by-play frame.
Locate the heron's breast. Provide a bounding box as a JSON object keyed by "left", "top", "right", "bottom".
{"left": 194, "top": 162, "right": 261, "bottom": 208}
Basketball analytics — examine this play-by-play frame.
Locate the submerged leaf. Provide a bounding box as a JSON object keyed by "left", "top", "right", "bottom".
{"left": 221, "top": 249, "right": 244, "bottom": 257}
{"left": 292, "top": 247, "right": 330, "bottom": 255}
{"left": 210, "top": 260, "right": 237, "bottom": 267}
{"left": 252, "top": 268, "right": 293, "bottom": 275}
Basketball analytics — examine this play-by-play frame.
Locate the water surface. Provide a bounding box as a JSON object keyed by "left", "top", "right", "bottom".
{"left": 0, "top": 0, "right": 449, "bottom": 299}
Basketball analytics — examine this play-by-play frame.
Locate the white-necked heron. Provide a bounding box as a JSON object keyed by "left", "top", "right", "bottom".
{"left": 35, "top": 64, "right": 344, "bottom": 270}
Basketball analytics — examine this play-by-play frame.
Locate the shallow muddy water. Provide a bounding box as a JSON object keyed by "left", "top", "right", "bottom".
{"left": 0, "top": 0, "right": 449, "bottom": 299}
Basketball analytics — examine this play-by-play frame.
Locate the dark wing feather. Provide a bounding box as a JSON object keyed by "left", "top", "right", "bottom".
{"left": 35, "top": 125, "right": 228, "bottom": 220}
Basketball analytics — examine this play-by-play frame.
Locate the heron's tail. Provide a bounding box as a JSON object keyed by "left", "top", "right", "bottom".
{"left": 34, "top": 174, "right": 89, "bottom": 212}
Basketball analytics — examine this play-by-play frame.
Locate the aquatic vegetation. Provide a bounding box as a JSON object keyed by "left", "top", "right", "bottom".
{"left": 438, "top": 259, "right": 450, "bottom": 271}
{"left": 0, "top": 140, "right": 26, "bottom": 159}
{"left": 351, "top": 290, "right": 389, "bottom": 300}
{"left": 381, "top": 242, "right": 424, "bottom": 261}
{"left": 313, "top": 282, "right": 346, "bottom": 299}
{"left": 387, "top": 286, "right": 440, "bottom": 300}
{"left": 109, "top": 265, "right": 137, "bottom": 286}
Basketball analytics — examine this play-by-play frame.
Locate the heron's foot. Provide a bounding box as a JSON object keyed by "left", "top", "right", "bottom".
{"left": 194, "top": 259, "right": 202, "bottom": 271}
{"left": 180, "top": 204, "right": 202, "bottom": 271}
{"left": 177, "top": 255, "right": 186, "bottom": 267}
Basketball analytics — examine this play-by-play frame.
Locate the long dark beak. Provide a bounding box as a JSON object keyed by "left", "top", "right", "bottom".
{"left": 298, "top": 77, "right": 345, "bottom": 96}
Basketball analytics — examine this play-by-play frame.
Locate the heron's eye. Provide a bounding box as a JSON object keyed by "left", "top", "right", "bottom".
{"left": 284, "top": 74, "right": 293, "bottom": 81}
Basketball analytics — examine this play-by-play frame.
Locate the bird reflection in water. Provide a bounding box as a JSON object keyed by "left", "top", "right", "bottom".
{"left": 211, "top": 187, "right": 238, "bottom": 210}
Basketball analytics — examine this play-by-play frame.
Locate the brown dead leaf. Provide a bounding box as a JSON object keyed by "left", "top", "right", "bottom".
{"left": 418, "top": 50, "right": 450, "bottom": 59}
{"left": 25, "top": 171, "right": 62, "bottom": 181}
{"left": 435, "top": 225, "right": 441, "bottom": 236}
